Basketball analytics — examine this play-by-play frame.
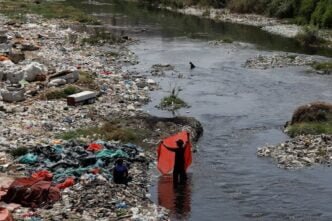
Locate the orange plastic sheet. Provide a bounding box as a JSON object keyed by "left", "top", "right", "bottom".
{"left": 157, "top": 131, "right": 192, "bottom": 174}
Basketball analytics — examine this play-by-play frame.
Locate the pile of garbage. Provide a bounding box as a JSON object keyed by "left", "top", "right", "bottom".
{"left": 0, "top": 14, "right": 159, "bottom": 150}
{"left": 257, "top": 134, "right": 332, "bottom": 169}
{"left": 0, "top": 13, "right": 171, "bottom": 220}
{"left": 0, "top": 140, "right": 168, "bottom": 220}
{"left": 244, "top": 54, "right": 314, "bottom": 69}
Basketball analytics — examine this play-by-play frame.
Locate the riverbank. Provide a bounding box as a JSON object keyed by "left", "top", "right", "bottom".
{"left": 0, "top": 6, "right": 202, "bottom": 221}
{"left": 152, "top": 5, "right": 332, "bottom": 48}
{"left": 257, "top": 102, "right": 332, "bottom": 169}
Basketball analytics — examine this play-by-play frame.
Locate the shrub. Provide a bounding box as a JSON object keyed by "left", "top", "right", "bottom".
{"left": 159, "top": 87, "right": 188, "bottom": 110}
{"left": 290, "top": 102, "right": 332, "bottom": 124}
{"left": 295, "top": 26, "right": 325, "bottom": 46}
{"left": 286, "top": 102, "right": 332, "bottom": 137}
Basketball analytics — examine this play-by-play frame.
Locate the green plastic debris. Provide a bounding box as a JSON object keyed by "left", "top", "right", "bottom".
{"left": 52, "top": 144, "right": 64, "bottom": 154}
{"left": 53, "top": 167, "right": 89, "bottom": 182}
{"left": 96, "top": 149, "right": 129, "bottom": 159}
{"left": 18, "top": 153, "right": 38, "bottom": 164}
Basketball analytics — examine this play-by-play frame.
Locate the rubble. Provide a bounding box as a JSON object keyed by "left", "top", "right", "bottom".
{"left": 245, "top": 54, "right": 315, "bottom": 69}
{"left": 257, "top": 134, "right": 332, "bottom": 169}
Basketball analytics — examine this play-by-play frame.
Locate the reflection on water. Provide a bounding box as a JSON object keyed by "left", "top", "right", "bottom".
{"left": 158, "top": 175, "right": 192, "bottom": 220}
{"left": 67, "top": 0, "right": 332, "bottom": 57}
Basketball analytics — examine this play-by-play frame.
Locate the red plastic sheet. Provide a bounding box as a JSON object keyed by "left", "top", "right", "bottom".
{"left": 56, "top": 177, "right": 75, "bottom": 190}
{"left": 157, "top": 131, "right": 192, "bottom": 174}
{"left": 87, "top": 143, "right": 103, "bottom": 152}
{"left": 32, "top": 170, "right": 53, "bottom": 181}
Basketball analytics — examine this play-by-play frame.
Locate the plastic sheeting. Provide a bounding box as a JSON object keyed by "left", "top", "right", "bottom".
{"left": 18, "top": 153, "right": 37, "bottom": 164}
{"left": 157, "top": 131, "right": 192, "bottom": 174}
{"left": 0, "top": 207, "right": 13, "bottom": 221}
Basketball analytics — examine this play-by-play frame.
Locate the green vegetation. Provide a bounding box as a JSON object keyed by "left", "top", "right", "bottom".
{"left": 287, "top": 122, "right": 332, "bottom": 137}
{"left": 0, "top": 0, "right": 100, "bottom": 24}
{"left": 81, "top": 28, "right": 124, "bottom": 45}
{"left": 77, "top": 71, "right": 99, "bottom": 90}
{"left": 159, "top": 87, "right": 188, "bottom": 110}
{"left": 311, "top": 61, "right": 332, "bottom": 73}
{"left": 9, "top": 147, "right": 28, "bottom": 158}
{"left": 295, "top": 26, "right": 325, "bottom": 46}
{"left": 221, "top": 38, "right": 233, "bottom": 43}
{"left": 45, "top": 85, "right": 81, "bottom": 100}
{"left": 56, "top": 121, "right": 148, "bottom": 145}
{"left": 142, "top": 0, "right": 332, "bottom": 28}
{"left": 286, "top": 102, "right": 332, "bottom": 137}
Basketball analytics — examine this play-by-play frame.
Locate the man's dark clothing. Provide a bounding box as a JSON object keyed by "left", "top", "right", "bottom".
{"left": 113, "top": 164, "right": 128, "bottom": 184}
{"left": 167, "top": 146, "right": 187, "bottom": 184}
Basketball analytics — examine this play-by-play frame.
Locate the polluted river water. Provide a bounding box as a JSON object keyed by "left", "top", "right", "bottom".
{"left": 71, "top": 1, "right": 332, "bottom": 220}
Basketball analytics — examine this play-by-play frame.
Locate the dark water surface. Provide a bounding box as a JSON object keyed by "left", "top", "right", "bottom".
{"left": 71, "top": 1, "right": 332, "bottom": 220}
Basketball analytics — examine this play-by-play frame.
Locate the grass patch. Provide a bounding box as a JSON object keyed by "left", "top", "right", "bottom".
{"left": 56, "top": 121, "right": 149, "bottom": 145}
{"left": 81, "top": 28, "right": 124, "bottom": 45}
{"left": 159, "top": 87, "right": 188, "bottom": 110}
{"left": 287, "top": 122, "right": 332, "bottom": 137}
{"left": 45, "top": 85, "right": 80, "bottom": 100}
{"left": 0, "top": 0, "right": 100, "bottom": 24}
{"left": 311, "top": 61, "right": 332, "bottom": 73}
{"left": 286, "top": 102, "right": 332, "bottom": 137}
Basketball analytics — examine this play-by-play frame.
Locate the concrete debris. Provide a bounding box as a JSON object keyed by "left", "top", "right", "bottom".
{"left": 23, "top": 62, "right": 48, "bottom": 82}
{"left": 257, "top": 134, "right": 332, "bottom": 169}
{"left": 48, "top": 78, "right": 67, "bottom": 87}
{"left": 245, "top": 54, "right": 314, "bottom": 69}
{"left": 0, "top": 87, "right": 25, "bottom": 103}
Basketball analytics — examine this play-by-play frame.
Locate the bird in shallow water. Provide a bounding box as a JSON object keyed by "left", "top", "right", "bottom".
{"left": 189, "top": 62, "right": 196, "bottom": 69}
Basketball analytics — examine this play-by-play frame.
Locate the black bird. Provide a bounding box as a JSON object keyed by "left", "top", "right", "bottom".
{"left": 189, "top": 62, "right": 196, "bottom": 69}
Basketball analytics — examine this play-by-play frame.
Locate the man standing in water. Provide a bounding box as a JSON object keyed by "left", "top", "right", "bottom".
{"left": 161, "top": 134, "right": 189, "bottom": 185}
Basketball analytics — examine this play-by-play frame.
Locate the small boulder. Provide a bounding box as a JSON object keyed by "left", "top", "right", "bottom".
{"left": 7, "top": 70, "right": 24, "bottom": 84}
{"left": 1, "top": 87, "right": 25, "bottom": 102}
{"left": 23, "top": 62, "right": 48, "bottom": 82}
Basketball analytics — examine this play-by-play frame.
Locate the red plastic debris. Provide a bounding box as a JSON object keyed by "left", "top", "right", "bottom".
{"left": 87, "top": 143, "right": 103, "bottom": 152}
{"left": 31, "top": 170, "right": 53, "bottom": 181}
{"left": 56, "top": 178, "right": 75, "bottom": 190}
{"left": 100, "top": 71, "right": 113, "bottom": 75}
{"left": 90, "top": 168, "right": 101, "bottom": 174}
